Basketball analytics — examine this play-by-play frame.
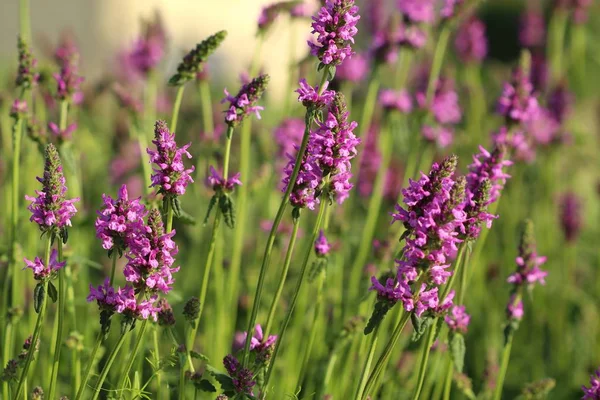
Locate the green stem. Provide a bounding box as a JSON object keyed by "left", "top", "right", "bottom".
{"left": 166, "top": 200, "right": 174, "bottom": 233}
{"left": 75, "top": 332, "right": 103, "bottom": 400}
{"left": 411, "top": 323, "right": 438, "bottom": 400}
{"left": 109, "top": 252, "right": 118, "bottom": 286}
{"left": 170, "top": 86, "right": 186, "bottom": 133}
{"left": 441, "top": 360, "right": 453, "bottom": 400}
{"left": 322, "top": 352, "right": 338, "bottom": 395}
{"left": 222, "top": 126, "right": 234, "bottom": 179}
{"left": 263, "top": 201, "right": 329, "bottom": 390}
{"left": 116, "top": 320, "right": 148, "bottom": 396}
{"left": 2, "top": 322, "right": 13, "bottom": 399}
{"left": 263, "top": 215, "right": 301, "bottom": 337}
{"left": 91, "top": 332, "right": 128, "bottom": 400}
{"left": 493, "top": 331, "right": 514, "bottom": 400}
{"left": 358, "top": 67, "right": 380, "bottom": 141}
{"left": 548, "top": 10, "right": 568, "bottom": 85}
{"left": 48, "top": 242, "right": 65, "bottom": 399}
{"left": 72, "top": 347, "right": 81, "bottom": 398}
{"left": 199, "top": 81, "right": 214, "bottom": 135}
{"left": 13, "top": 237, "right": 52, "bottom": 400}
{"left": 19, "top": 0, "right": 31, "bottom": 42}
{"left": 153, "top": 328, "right": 164, "bottom": 398}
{"left": 241, "top": 109, "right": 316, "bottom": 368}
{"left": 354, "top": 326, "right": 379, "bottom": 400}
{"left": 362, "top": 311, "right": 411, "bottom": 398}
{"left": 425, "top": 26, "right": 451, "bottom": 106}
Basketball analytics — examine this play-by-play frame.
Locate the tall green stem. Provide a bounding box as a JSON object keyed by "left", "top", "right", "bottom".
{"left": 91, "top": 332, "right": 128, "bottom": 400}
{"left": 411, "top": 323, "right": 438, "bottom": 400}
{"left": 425, "top": 26, "right": 451, "bottom": 106}
{"left": 548, "top": 10, "right": 568, "bottom": 85}
{"left": 166, "top": 200, "right": 174, "bottom": 234}
{"left": 263, "top": 215, "right": 301, "bottom": 337}
{"left": 116, "top": 320, "right": 148, "bottom": 396}
{"left": 357, "top": 67, "right": 380, "bottom": 141}
{"left": 48, "top": 242, "right": 65, "bottom": 399}
{"left": 263, "top": 201, "right": 329, "bottom": 390}
{"left": 19, "top": 0, "right": 31, "bottom": 42}
{"left": 493, "top": 331, "right": 514, "bottom": 400}
{"left": 75, "top": 332, "right": 103, "bottom": 400}
{"left": 170, "top": 86, "right": 186, "bottom": 133}
{"left": 13, "top": 237, "right": 52, "bottom": 400}
{"left": 354, "top": 326, "right": 379, "bottom": 400}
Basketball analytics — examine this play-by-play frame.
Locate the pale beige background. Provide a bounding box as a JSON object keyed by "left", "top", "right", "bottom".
{"left": 0, "top": 0, "right": 317, "bottom": 99}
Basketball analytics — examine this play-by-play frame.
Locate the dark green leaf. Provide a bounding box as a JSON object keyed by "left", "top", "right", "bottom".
{"left": 194, "top": 379, "right": 216, "bottom": 393}
{"left": 411, "top": 315, "right": 434, "bottom": 342}
{"left": 47, "top": 281, "right": 58, "bottom": 303}
{"left": 33, "top": 283, "right": 45, "bottom": 314}
{"left": 176, "top": 209, "right": 197, "bottom": 225}
{"left": 364, "top": 299, "right": 394, "bottom": 335}
{"left": 190, "top": 351, "right": 209, "bottom": 362}
{"left": 205, "top": 365, "right": 235, "bottom": 392}
{"left": 171, "top": 197, "right": 182, "bottom": 218}
{"left": 326, "top": 66, "right": 336, "bottom": 81}
{"left": 203, "top": 194, "right": 218, "bottom": 225}
{"left": 449, "top": 332, "right": 466, "bottom": 373}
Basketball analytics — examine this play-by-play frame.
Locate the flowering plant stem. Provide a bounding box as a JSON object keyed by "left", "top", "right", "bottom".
{"left": 132, "top": 120, "right": 153, "bottom": 197}
{"left": 116, "top": 319, "right": 148, "bottom": 396}
{"left": 170, "top": 85, "right": 185, "bottom": 133}
{"left": 75, "top": 331, "right": 103, "bottom": 400}
{"left": 426, "top": 25, "right": 451, "bottom": 106}
{"left": 548, "top": 9, "right": 568, "bottom": 85}
{"left": 13, "top": 236, "right": 52, "bottom": 400}
{"left": 493, "top": 330, "right": 515, "bottom": 400}
{"left": 91, "top": 331, "right": 128, "bottom": 400}
{"left": 263, "top": 214, "right": 301, "bottom": 337}
{"left": 48, "top": 241, "right": 65, "bottom": 399}
{"left": 354, "top": 326, "right": 379, "bottom": 400}
{"left": 357, "top": 66, "right": 380, "bottom": 141}
{"left": 263, "top": 199, "right": 329, "bottom": 392}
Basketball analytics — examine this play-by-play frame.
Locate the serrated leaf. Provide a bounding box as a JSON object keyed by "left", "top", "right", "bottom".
{"left": 47, "top": 281, "right": 58, "bottom": 303}
{"left": 194, "top": 379, "right": 217, "bottom": 393}
{"left": 203, "top": 194, "right": 218, "bottom": 225}
{"left": 205, "top": 365, "right": 235, "bottom": 392}
{"left": 176, "top": 209, "right": 197, "bottom": 225}
{"left": 450, "top": 332, "right": 466, "bottom": 373}
{"left": 219, "top": 194, "right": 236, "bottom": 229}
{"left": 190, "top": 351, "right": 209, "bottom": 362}
{"left": 411, "top": 314, "right": 434, "bottom": 342}
{"left": 171, "top": 197, "right": 182, "bottom": 218}
{"left": 364, "top": 299, "right": 394, "bottom": 335}
{"left": 34, "top": 283, "right": 45, "bottom": 313}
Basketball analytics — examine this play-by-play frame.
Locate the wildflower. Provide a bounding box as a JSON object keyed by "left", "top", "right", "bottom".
{"left": 95, "top": 184, "right": 148, "bottom": 253}
{"left": 112, "top": 83, "right": 143, "bottom": 115}
{"left": 87, "top": 279, "right": 161, "bottom": 321}
{"left": 455, "top": 17, "right": 488, "bottom": 63}
{"left": 156, "top": 298, "right": 176, "bottom": 327}
{"left": 582, "top": 369, "right": 600, "bottom": 399}
{"left": 335, "top": 52, "right": 369, "bottom": 82}
{"left": 10, "top": 99, "right": 28, "bottom": 119}
{"left": 507, "top": 252, "right": 547, "bottom": 286}
{"left": 519, "top": 10, "right": 546, "bottom": 48}
{"left": 466, "top": 145, "right": 512, "bottom": 206}
{"left": 233, "top": 324, "right": 277, "bottom": 354}
{"left": 417, "top": 77, "right": 462, "bottom": 125}
{"left": 205, "top": 166, "right": 242, "bottom": 193}
{"left": 54, "top": 63, "right": 84, "bottom": 102}
{"left": 497, "top": 68, "right": 540, "bottom": 124}
{"left": 15, "top": 36, "right": 38, "bottom": 90}
{"left": 314, "top": 230, "right": 330, "bottom": 256}
{"left": 147, "top": 120, "right": 195, "bottom": 197}
{"left": 296, "top": 78, "right": 335, "bottom": 109}
{"left": 422, "top": 125, "right": 454, "bottom": 148}
{"left": 25, "top": 144, "right": 79, "bottom": 237}
{"left": 547, "top": 83, "right": 572, "bottom": 124}
{"left": 24, "top": 250, "right": 65, "bottom": 281}
{"left": 440, "top": 0, "right": 465, "bottom": 20}
{"left": 183, "top": 297, "right": 200, "bottom": 323}
{"left": 445, "top": 305, "right": 470, "bottom": 333}
{"left": 169, "top": 30, "right": 227, "bottom": 86}
{"left": 397, "top": 0, "right": 435, "bottom": 23}
{"left": 222, "top": 74, "right": 269, "bottom": 126}
{"left": 223, "top": 355, "right": 256, "bottom": 396}
{"left": 120, "top": 13, "right": 167, "bottom": 79}
{"left": 282, "top": 147, "right": 322, "bottom": 210}
{"left": 308, "top": 0, "right": 360, "bottom": 67}
{"left": 559, "top": 192, "right": 582, "bottom": 243}
{"left": 379, "top": 89, "right": 413, "bottom": 113}
{"left": 48, "top": 122, "right": 77, "bottom": 142}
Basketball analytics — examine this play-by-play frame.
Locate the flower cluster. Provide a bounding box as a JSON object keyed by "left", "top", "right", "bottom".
{"left": 148, "top": 120, "right": 195, "bottom": 197}
{"left": 87, "top": 278, "right": 161, "bottom": 322}
{"left": 95, "top": 184, "right": 148, "bottom": 253}
{"left": 314, "top": 230, "right": 331, "bottom": 256}
{"left": 10, "top": 99, "right": 28, "bottom": 119}
{"left": 223, "top": 355, "right": 256, "bottom": 396}
{"left": 444, "top": 305, "right": 470, "bottom": 333}
{"left": 519, "top": 10, "right": 546, "bottom": 49}
{"left": 398, "top": 0, "right": 434, "bottom": 23}
{"left": 282, "top": 146, "right": 322, "bottom": 210}
{"left": 308, "top": 0, "right": 360, "bottom": 67}
{"left": 296, "top": 79, "right": 335, "bottom": 110}
{"left": 559, "top": 192, "right": 582, "bottom": 243}
{"left": 417, "top": 76, "right": 461, "bottom": 148}
{"left": 505, "top": 220, "right": 547, "bottom": 321}
{"left": 497, "top": 67, "right": 540, "bottom": 124}
{"left": 454, "top": 16, "right": 488, "bottom": 63}
{"left": 466, "top": 145, "right": 512, "bottom": 207}
{"left": 25, "top": 144, "right": 79, "bottom": 237}
{"left": 48, "top": 122, "right": 77, "bottom": 143}
{"left": 1, "top": 336, "right": 38, "bottom": 383}
{"left": 53, "top": 37, "right": 84, "bottom": 103}
{"left": 440, "top": 0, "right": 466, "bottom": 20}
{"left": 206, "top": 166, "right": 242, "bottom": 193}
{"left": 15, "top": 36, "right": 38, "bottom": 90}
{"left": 371, "top": 156, "right": 466, "bottom": 317}
{"left": 233, "top": 324, "right": 277, "bottom": 356}
{"left": 168, "top": 30, "right": 227, "bottom": 86}
{"left": 258, "top": 1, "right": 307, "bottom": 33}
{"left": 582, "top": 369, "right": 600, "bottom": 399}
{"left": 222, "top": 74, "right": 270, "bottom": 126}
{"left": 24, "top": 250, "right": 65, "bottom": 281}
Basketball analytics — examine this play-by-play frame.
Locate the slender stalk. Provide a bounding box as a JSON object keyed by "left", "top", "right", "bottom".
{"left": 170, "top": 86, "right": 186, "bottom": 133}
{"left": 548, "top": 9, "right": 568, "bottom": 85}
{"left": 165, "top": 200, "right": 174, "bottom": 234}
{"left": 263, "top": 201, "right": 329, "bottom": 390}
{"left": 354, "top": 327, "right": 379, "bottom": 400}
{"left": 222, "top": 125, "right": 234, "bottom": 179}
{"left": 357, "top": 66, "right": 380, "bottom": 141}
{"left": 109, "top": 252, "right": 118, "bottom": 286}
{"left": 441, "top": 360, "right": 453, "bottom": 400}
{"left": 132, "top": 121, "right": 153, "bottom": 197}
{"left": 19, "top": 0, "right": 31, "bottom": 42}
{"left": 425, "top": 26, "right": 451, "bottom": 106}
{"left": 2, "top": 322, "right": 13, "bottom": 399}
{"left": 199, "top": 81, "right": 214, "bottom": 135}
{"left": 48, "top": 242, "right": 65, "bottom": 399}
{"left": 322, "top": 352, "right": 338, "bottom": 394}
{"left": 116, "top": 320, "right": 149, "bottom": 396}
{"left": 493, "top": 331, "right": 514, "bottom": 400}
{"left": 263, "top": 215, "right": 301, "bottom": 337}
{"left": 75, "top": 332, "right": 103, "bottom": 400}
{"left": 72, "top": 347, "right": 81, "bottom": 398}
{"left": 153, "top": 328, "right": 164, "bottom": 398}
{"left": 362, "top": 311, "right": 411, "bottom": 398}
{"left": 13, "top": 237, "right": 52, "bottom": 400}
{"left": 91, "top": 331, "right": 128, "bottom": 400}
{"left": 411, "top": 323, "right": 438, "bottom": 400}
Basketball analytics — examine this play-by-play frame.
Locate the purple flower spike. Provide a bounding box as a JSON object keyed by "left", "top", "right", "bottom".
{"left": 206, "top": 166, "right": 242, "bottom": 192}
{"left": 223, "top": 355, "right": 256, "bottom": 396}
{"left": 582, "top": 369, "right": 600, "bottom": 399}
{"left": 16, "top": 36, "right": 38, "bottom": 90}
{"left": 274, "top": 118, "right": 305, "bottom": 158}
{"left": 308, "top": 0, "right": 360, "bottom": 67}
{"left": 422, "top": 125, "right": 454, "bottom": 149}
{"left": 233, "top": 324, "right": 277, "bottom": 354}
{"left": 282, "top": 147, "right": 322, "bottom": 210}
{"left": 519, "top": 10, "right": 546, "bottom": 48}
{"left": 444, "top": 305, "right": 470, "bottom": 333}
{"left": 10, "top": 99, "right": 28, "bottom": 119}
{"left": 95, "top": 184, "right": 149, "bottom": 252}
{"left": 25, "top": 144, "right": 79, "bottom": 235}
{"left": 296, "top": 78, "right": 335, "bottom": 109}
{"left": 24, "top": 249, "right": 65, "bottom": 281}
{"left": 314, "top": 230, "right": 331, "bottom": 256}
{"left": 497, "top": 68, "right": 540, "bottom": 124}
{"left": 455, "top": 17, "right": 488, "bottom": 63}
{"left": 87, "top": 278, "right": 161, "bottom": 321}
{"left": 222, "top": 74, "right": 269, "bottom": 127}
{"left": 466, "top": 145, "right": 512, "bottom": 206}
{"left": 147, "top": 120, "right": 195, "bottom": 197}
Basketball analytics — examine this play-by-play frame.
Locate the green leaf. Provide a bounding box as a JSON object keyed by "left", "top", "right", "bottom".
{"left": 364, "top": 299, "right": 394, "bottom": 335}
{"left": 176, "top": 209, "right": 197, "bottom": 225}
{"left": 33, "top": 283, "right": 45, "bottom": 314}
{"left": 171, "top": 197, "right": 182, "bottom": 218}
{"left": 205, "top": 365, "right": 235, "bottom": 392}
{"left": 194, "top": 379, "right": 216, "bottom": 393}
{"left": 203, "top": 194, "right": 218, "bottom": 225}
{"left": 411, "top": 314, "right": 434, "bottom": 342}
{"left": 190, "top": 351, "right": 209, "bottom": 362}
{"left": 326, "top": 65, "right": 336, "bottom": 81}
{"left": 47, "top": 281, "right": 58, "bottom": 303}
{"left": 450, "top": 332, "right": 466, "bottom": 373}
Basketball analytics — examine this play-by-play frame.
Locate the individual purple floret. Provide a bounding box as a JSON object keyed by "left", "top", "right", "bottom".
{"left": 582, "top": 369, "right": 600, "bottom": 399}
{"left": 222, "top": 74, "right": 269, "bottom": 126}
{"left": 335, "top": 52, "right": 369, "bottom": 82}
{"left": 379, "top": 89, "right": 413, "bottom": 113}
{"left": 281, "top": 146, "right": 322, "bottom": 210}
{"left": 95, "top": 184, "right": 148, "bottom": 252}
{"left": 48, "top": 122, "right": 77, "bottom": 142}
{"left": 25, "top": 144, "right": 79, "bottom": 235}
{"left": 124, "top": 209, "right": 180, "bottom": 294}
{"left": 397, "top": 0, "right": 435, "bottom": 23}
{"left": 24, "top": 249, "right": 65, "bottom": 281}
{"left": 466, "top": 145, "right": 512, "bottom": 206}
{"left": 232, "top": 324, "right": 277, "bottom": 354}
{"left": 223, "top": 355, "right": 256, "bottom": 396}
{"left": 147, "top": 120, "right": 195, "bottom": 197}
{"left": 507, "top": 253, "right": 548, "bottom": 286}
{"left": 308, "top": 0, "right": 360, "bottom": 67}
{"left": 559, "top": 192, "right": 582, "bottom": 243}
{"left": 497, "top": 68, "right": 540, "bottom": 124}
{"left": 296, "top": 78, "right": 335, "bottom": 109}
{"left": 506, "top": 294, "right": 524, "bottom": 320}
{"left": 206, "top": 166, "right": 242, "bottom": 192}
{"left": 314, "top": 230, "right": 331, "bottom": 256}
{"left": 519, "top": 10, "right": 546, "bottom": 48}
{"left": 445, "top": 305, "right": 470, "bottom": 333}
{"left": 87, "top": 278, "right": 161, "bottom": 321}
{"left": 308, "top": 92, "right": 360, "bottom": 204}
{"left": 454, "top": 16, "right": 488, "bottom": 63}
